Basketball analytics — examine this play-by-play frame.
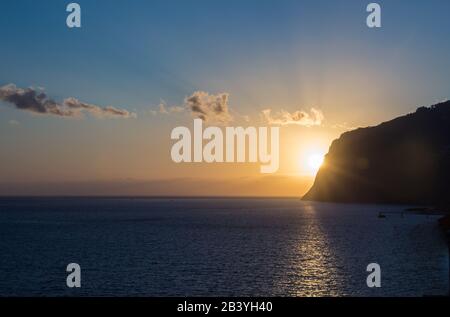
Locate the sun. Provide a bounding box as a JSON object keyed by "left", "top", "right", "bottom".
{"left": 307, "top": 153, "right": 325, "bottom": 174}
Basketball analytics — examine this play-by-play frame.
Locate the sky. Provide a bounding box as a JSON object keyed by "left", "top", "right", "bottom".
{"left": 1, "top": 0, "right": 450, "bottom": 196}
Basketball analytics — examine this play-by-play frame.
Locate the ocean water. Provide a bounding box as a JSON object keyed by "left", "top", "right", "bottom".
{"left": 0, "top": 198, "right": 448, "bottom": 297}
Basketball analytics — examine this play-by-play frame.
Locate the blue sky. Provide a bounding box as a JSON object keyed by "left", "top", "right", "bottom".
{"left": 2, "top": 0, "right": 449, "bottom": 118}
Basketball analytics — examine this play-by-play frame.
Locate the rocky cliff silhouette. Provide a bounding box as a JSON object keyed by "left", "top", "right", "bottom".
{"left": 303, "top": 100, "right": 450, "bottom": 205}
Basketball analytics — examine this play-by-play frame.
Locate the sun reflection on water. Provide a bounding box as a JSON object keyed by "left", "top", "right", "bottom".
{"left": 273, "top": 203, "right": 342, "bottom": 297}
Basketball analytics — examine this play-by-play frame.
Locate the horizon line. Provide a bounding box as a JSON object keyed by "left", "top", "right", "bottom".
{"left": 0, "top": 195, "right": 304, "bottom": 199}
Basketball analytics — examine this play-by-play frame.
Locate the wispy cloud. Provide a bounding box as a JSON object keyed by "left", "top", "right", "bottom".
{"left": 0, "top": 84, "right": 136, "bottom": 119}
{"left": 261, "top": 108, "right": 324, "bottom": 126}
{"left": 331, "top": 122, "right": 358, "bottom": 131}
{"left": 150, "top": 101, "right": 185, "bottom": 115}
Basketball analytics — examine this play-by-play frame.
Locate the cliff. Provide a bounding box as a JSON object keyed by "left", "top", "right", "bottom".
{"left": 303, "top": 100, "right": 450, "bottom": 205}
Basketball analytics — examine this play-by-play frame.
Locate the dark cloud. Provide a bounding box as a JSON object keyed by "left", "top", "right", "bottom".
{"left": 0, "top": 84, "right": 136, "bottom": 118}
{"left": 185, "top": 91, "right": 232, "bottom": 124}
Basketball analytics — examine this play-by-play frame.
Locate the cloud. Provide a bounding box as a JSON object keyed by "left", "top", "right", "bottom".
{"left": 149, "top": 91, "right": 233, "bottom": 124}
{"left": 63, "top": 97, "right": 136, "bottom": 118}
{"left": 150, "top": 101, "right": 185, "bottom": 115}
{"left": 261, "top": 108, "right": 324, "bottom": 126}
{"left": 331, "top": 122, "right": 358, "bottom": 131}
{"left": 185, "top": 91, "right": 232, "bottom": 124}
{"left": 0, "top": 84, "right": 136, "bottom": 119}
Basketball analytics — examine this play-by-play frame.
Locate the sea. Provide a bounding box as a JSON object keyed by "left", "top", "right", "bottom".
{"left": 0, "top": 198, "right": 448, "bottom": 297}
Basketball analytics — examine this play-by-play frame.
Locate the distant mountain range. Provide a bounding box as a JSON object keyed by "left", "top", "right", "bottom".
{"left": 303, "top": 100, "right": 450, "bottom": 205}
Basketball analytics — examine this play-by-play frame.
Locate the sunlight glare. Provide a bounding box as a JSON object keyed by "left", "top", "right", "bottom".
{"left": 307, "top": 153, "right": 325, "bottom": 174}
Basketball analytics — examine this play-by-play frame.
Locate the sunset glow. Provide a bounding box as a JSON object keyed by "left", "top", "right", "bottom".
{"left": 307, "top": 153, "right": 325, "bottom": 175}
